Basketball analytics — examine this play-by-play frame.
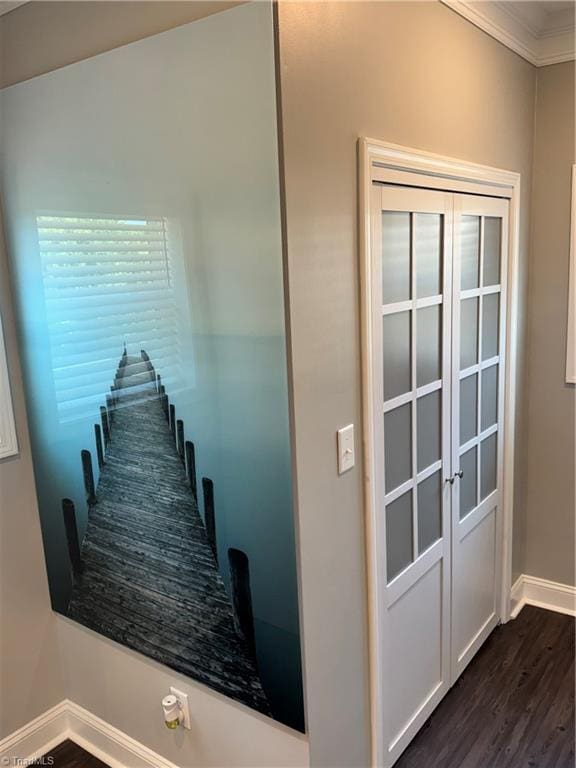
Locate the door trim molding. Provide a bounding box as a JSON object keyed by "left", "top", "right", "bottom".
{"left": 359, "top": 137, "right": 521, "bottom": 768}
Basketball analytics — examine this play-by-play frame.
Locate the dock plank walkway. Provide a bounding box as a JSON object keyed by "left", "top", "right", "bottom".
{"left": 67, "top": 354, "right": 268, "bottom": 714}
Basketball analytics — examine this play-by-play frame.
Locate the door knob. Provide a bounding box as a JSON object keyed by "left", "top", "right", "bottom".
{"left": 456, "top": 470, "right": 464, "bottom": 479}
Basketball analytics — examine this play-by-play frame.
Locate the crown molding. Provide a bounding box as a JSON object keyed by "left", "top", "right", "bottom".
{"left": 441, "top": 0, "right": 575, "bottom": 67}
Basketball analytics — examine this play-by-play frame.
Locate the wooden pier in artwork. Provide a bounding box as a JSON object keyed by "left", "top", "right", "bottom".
{"left": 64, "top": 349, "right": 268, "bottom": 715}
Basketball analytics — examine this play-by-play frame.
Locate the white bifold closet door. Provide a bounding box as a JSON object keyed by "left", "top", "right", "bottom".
{"left": 371, "top": 184, "right": 508, "bottom": 766}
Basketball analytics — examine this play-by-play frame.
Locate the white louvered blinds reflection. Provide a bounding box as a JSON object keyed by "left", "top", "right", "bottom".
{"left": 37, "top": 215, "right": 182, "bottom": 422}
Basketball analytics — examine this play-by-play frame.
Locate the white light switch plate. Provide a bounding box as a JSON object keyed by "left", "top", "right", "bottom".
{"left": 337, "top": 424, "right": 355, "bottom": 474}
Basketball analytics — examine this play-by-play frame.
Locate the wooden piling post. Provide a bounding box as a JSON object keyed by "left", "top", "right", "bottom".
{"left": 141, "top": 349, "right": 150, "bottom": 362}
{"left": 228, "top": 548, "right": 256, "bottom": 660}
{"left": 185, "top": 441, "right": 197, "bottom": 500}
{"left": 62, "top": 498, "right": 82, "bottom": 581}
{"left": 94, "top": 423, "right": 105, "bottom": 468}
{"left": 176, "top": 420, "right": 185, "bottom": 463}
{"left": 169, "top": 404, "right": 176, "bottom": 439}
{"left": 81, "top": 449, "right": 97, "bottom": 506}
{"left": 116, "top": 357, "right": 126, "bottom": 382}
{"left": 106, "top": 394, "right": 114, "bottom": 422}
{"left": 100, "top": 406, "right": 110, "bottom": 445}
{"left": 202, "top": 477, "right": 217, "bottom": 564}
{"left": 156, "top": 373, "right": 161, "bottom": 395}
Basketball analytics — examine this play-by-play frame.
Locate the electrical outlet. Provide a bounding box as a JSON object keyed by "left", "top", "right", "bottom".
{"left": 170, "top": 686, "right": 191, "bottom": 730}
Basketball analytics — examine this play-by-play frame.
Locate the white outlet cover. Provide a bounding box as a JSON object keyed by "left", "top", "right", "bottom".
{"left": 170, "top": 686, "right": 191, "bottom": 730}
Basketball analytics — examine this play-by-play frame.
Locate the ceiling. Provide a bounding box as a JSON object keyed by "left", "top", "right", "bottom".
{"left": 504, "top": 1, "right": 575, "bottom": 38}
{"left": 442, "top": 0, "right": 575, "bottom": 65}
{"left": 0, "top": 1, "right": 26, "bottom": 16}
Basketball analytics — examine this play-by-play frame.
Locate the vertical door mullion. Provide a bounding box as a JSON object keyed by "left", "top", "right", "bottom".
{"left": 451, "top": 201, "right": 462, "bottom": 503}
{"left": 477, "top": 218, "right": 485, "bottom": 508}
{"left": 410, "top": 214, "right": 419, "bottom": 561}
{"left": 442, "top": 196, "right": 454, "bottom": 688}
{"left": 449, "top": 196, "right": 461, "bottom": 685}
{"left": 443, "top": 204, "right": 454, "bottom": 523}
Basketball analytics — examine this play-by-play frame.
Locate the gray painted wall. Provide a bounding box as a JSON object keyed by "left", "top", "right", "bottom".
{"left": 523, "top": 62, "right": 576, "bottom": 586}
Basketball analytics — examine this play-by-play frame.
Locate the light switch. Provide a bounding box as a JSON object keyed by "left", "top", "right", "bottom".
{"left": 337, "top": 424, "right": 355, "bottom": 474}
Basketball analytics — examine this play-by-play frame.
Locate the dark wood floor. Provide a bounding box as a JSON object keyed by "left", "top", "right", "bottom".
{"left": 40, "top": 740, "right": 109, "bottom": 768}
{"left": 396, "top": 605, "right": 575, "bottom": 768}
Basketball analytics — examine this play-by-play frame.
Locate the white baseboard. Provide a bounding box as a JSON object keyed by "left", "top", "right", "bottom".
{"left": 510, "top": 574, "right": 576, "bottom": 619}
{"left": 0, "top": 701, "right": 69, "bottom": 765}
{"left": 0, "top": 700, "right": 181, "bottom": 768}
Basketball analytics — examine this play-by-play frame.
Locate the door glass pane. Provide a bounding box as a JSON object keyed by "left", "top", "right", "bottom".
{"left": 460, "top": 215, "right": 480, "bottom": 290}
{"left": 481, "top": 365, "right": 498, "bottom": 431}
{"left": 382, "top": 211, "right": 411, "bottom": 304}
{"left": 483, "top": 217, "right": 501, "bottom": 287}
{"left": 417, "top": 305, "right": 441, "bottom": 386}
{"left": 386, "top": 491, "right": 413, "bottom": 582}
{"left": 482, "top": 293, "right": 500, "bottom": 360}
{"left": 460, "top": 374, "right": 478, "bottom": 445}
{"left": 384, "top": 404, "right": 412, "bottom": 493}
{"left": 417, "top": 390, "right": 441, "bottom": 472}
{"left": 415, "top": 213, "right": 442, "bottom": 299}
{"left": 460, "top": 298, "right": 478, "bottom": 370}
{"left": 481, "top": 433, "right": 498, "bottom": 500}
{"left": 383, "top": 312, "right": 411, "bottom": 400}
{"left": 459, "top": 446, "right": 477, "bottom": 519}
{"left": 417, "top": 471, "right": 441, "bottom": 554}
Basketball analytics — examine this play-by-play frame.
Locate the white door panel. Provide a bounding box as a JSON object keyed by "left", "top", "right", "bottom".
{"left": 453, "top": 505, "right": 497, "bottom": 674}
{"left": 371, "top": 185, "right": 509, "bottom": 767}
{"left": 374, "top": 185, "right": 453, "bottom": 766}
{"left": 388, "top": 559, "right": 444, "bottom": 752}
{"left": 451, "top": 193, "right": 509, "bottom": 685}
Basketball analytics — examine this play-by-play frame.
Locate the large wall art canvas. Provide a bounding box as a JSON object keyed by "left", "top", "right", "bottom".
{"left": 0, "top": 1, "right": 304, "bottom": 732}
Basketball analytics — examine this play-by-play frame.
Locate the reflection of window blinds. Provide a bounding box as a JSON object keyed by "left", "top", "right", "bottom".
{"left": 37, "top": 215, "right": 181, "bottom": 422}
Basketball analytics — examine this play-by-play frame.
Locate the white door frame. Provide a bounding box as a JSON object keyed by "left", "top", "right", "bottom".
{"left": 359, "top": 137, "right": 521, "bottom": 768}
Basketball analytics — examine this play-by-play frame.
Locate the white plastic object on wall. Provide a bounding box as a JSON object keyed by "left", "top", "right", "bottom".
{"left": 337, "top": 424, "right": 355, "bottom": 474}
{"left": 162, "top": 688, "right": 191, "bottom": 730}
